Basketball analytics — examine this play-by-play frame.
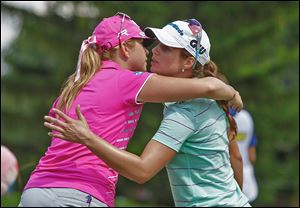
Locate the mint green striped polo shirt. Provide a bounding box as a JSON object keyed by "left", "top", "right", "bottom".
{"left": 153, "top": 98, "right": 250, "bottom": 207}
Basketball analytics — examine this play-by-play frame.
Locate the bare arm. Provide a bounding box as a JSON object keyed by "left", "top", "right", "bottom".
{"left": 85, "top": 138, "right": 176, "bottom": 184}
{"left": 229, "top": 140, "right": 243, "bottom": 190}
{"left": 44, "top": 106, "right": 176, "bottom": 184}
{"left": 138, "top": 74, "right": 242, "bottom": 111}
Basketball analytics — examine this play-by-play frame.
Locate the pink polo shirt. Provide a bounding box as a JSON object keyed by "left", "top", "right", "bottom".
{"left": 24, "top": 60, "right": 153, "bottom": 207}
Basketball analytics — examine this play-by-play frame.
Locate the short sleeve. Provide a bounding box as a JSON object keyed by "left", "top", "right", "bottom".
{"left": 152, "top": 106, "right": 195, "bottom": 152}
{"left": 249, "top": 134, "right": 257, "bottom": 147}
{"left": 118, "top": 70, "right": 152, "bottom": 106}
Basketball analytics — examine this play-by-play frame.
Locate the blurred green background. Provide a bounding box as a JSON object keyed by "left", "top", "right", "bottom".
{"left": 1, "top": 1, "right": 299, "bottom": 207}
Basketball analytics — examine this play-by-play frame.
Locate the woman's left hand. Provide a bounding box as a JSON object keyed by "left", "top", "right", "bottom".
{"left": 44, "top": 105, "right": 94, "bottom": 145}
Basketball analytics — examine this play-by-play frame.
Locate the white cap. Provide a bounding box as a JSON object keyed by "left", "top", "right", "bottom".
{"left": 145, "top": 20, "right": 211, "bottom": 66}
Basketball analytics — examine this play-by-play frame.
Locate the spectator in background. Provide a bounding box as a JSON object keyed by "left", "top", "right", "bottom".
{"left": 1, "top": 145, "right": 19, "bottom": 196}
{"left": 230, "top": 108, "right": 259, "bottom": 203}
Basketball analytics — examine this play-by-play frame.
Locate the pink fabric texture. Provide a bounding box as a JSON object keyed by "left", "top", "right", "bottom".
{"left": 24, "top": 60, "right": 152, "bottom": 206}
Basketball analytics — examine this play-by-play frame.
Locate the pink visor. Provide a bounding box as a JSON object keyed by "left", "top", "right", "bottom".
{"left": 93, "top": 12, "right": 150, "bottom": 51}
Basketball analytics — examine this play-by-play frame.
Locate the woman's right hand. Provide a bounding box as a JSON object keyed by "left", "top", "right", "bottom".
{"left": 44, "top": 105, "right": 95, "bottom": 145}
{"left": 228, "top": 90, "right": 243, "bottom": 112}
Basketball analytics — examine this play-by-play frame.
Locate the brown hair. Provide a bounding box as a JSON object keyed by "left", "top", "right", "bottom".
{"left": 57, "top": 40, "right": 137, "bottom": 112}
{"left": 180, "top": 50, "right": 237, "bottom": 141}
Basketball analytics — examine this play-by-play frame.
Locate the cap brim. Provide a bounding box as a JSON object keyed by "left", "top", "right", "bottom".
{"left": 130, "top": 32, "right": 155, "bottom": 47}
{"left": 142, "top": 38, "right": 156, "bottom": 47}
{"left": 144, "top": 27, "right": 183, "bottom": 48}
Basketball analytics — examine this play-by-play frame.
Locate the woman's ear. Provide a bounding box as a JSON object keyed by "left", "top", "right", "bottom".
{"left": 119, "top": 42, "right": 130, "bottom": 59}
{"left": 183, "top": 56, "right": 196, "bottom": 70}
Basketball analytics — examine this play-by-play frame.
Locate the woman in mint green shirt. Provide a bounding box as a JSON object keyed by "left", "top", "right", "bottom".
{"left": 44, "top": 19, "right": 250, "bottom": 207}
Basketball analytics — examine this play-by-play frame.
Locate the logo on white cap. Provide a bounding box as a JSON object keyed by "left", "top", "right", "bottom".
{"left": 167, "top": 21, "right": 210, "bottom": 65}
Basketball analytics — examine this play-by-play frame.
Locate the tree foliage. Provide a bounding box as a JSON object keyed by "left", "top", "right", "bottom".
{"left": 1, "top": 1, "right": 299, "bottom": 206}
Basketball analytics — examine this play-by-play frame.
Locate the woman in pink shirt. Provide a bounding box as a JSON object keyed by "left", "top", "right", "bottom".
{"left": 19, "top": 13, "right": 242, "bottom": 207}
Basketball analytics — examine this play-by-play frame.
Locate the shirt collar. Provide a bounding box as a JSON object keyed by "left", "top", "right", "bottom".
{"left": 101, "top": 60, "right": 123, "bottom": 70}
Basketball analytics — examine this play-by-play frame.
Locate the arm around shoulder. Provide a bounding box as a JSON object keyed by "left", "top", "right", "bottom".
{"left": 137, "top": 74, "right": 236, "bottom": 103}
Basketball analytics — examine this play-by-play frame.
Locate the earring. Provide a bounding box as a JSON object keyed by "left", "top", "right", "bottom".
{"left": 181, "top": 68, "right": 185, "bottom": 72}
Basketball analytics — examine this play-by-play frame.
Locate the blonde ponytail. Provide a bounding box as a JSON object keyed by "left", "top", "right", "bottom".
{"left": 57, "top": 46, "right": 101, "bottom": 111}
{"left": 57, "top": 39, "right": 137, "bottom": 112}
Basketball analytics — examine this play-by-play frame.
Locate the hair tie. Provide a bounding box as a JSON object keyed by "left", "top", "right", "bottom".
{"left": 74, "top": 35, "right": 97, "bottom": 82}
